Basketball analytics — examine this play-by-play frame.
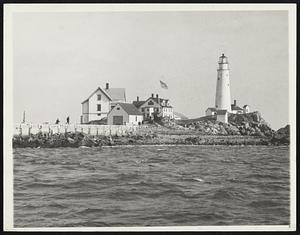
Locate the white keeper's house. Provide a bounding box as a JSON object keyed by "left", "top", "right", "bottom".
{"left": 81, "top": 83, "right": 126, "bottom": 124}
{"left": 107, "top": 103, "right": 143, "bottom": 125}
{"left": 206, "top": 100, "right": 249, "bottom": 116}
{"left": 132, "top": 93, "right": 174, "bottom": 120}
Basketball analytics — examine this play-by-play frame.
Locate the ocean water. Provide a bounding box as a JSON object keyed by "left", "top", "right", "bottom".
{"left": 13, "top": 145, "right": 290, "bottom": 227}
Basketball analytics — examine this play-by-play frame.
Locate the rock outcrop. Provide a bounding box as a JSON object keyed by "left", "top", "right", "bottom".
{"left": 270, "top": 125, "right": 290, "bottom": 145}
{"left": 174, "top": 112, "right": 275, "bottom": 137}
{"left": 12, "top": 132, "right": 105, "bottom": 148}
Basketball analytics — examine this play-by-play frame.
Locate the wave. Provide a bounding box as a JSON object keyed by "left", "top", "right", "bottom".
{"left": 211, "top": 187, "right": 247, "bottom": 201}
{"left": 13, "top": 146, "right": 290, "bottom": 227}
{"left": 247, "top": 200, "right": 283, "bottom": 208}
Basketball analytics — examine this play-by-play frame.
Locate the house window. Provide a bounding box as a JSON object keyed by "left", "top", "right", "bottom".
{"left": 97, "top": 104, "right": 101, "bottom": 111}
{"left": 97, "top": 114, "right": 101, "bottom": 116}
{"left": 135, "top": 116, "right": 137, "bottom": 121}
{"left": 141, "top": 108, "right": 145, "bottom": 112}
{"left": 147, "top": 108, "right": 149, "bottom": 112}
{"left": 117, "top": 107, "right": 120, "bottom": 110}
{"left": 97, "top": 95, "right": 101, "bottom": 101}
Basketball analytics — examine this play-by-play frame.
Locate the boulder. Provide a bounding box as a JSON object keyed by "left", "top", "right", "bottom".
{"left": 271, "top": 125, "right": 290, "bottom": 145}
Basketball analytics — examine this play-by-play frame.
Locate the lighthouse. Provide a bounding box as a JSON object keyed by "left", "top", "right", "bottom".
{"left": 215, "top": 54, "right": 231, "bottom": 112}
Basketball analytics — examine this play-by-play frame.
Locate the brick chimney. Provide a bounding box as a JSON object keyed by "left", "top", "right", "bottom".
{"left": 151, "top": 93, "right": 154, "bottom": 98}
{"left": 106, "top": 83, "right": 109, "bottom": 90}
{"left": 137, "top": 96, "right": 139, "bottom": 102}
{"left": 156, "top": 94, "right": 159, "bottom": 99}
{"left": 234, "top": 100, "right": 237, "bottom": 106}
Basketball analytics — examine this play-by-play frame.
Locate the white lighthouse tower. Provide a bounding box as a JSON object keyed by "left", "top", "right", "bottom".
{"left": 215, "top": 53, "right": 231, "bottom": 112}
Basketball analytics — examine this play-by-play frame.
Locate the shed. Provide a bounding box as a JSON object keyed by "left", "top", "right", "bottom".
{"left": 243, "top": 105, "right": 250, "bottom": 114}
{"left": 206, "top": 107, "right": 217, "bottom": 116}
{"left": 216, "top": 109, "right": 228, "bottom": 123}
{"left": 107, "top": 103, "right": 143, "bottom": 125}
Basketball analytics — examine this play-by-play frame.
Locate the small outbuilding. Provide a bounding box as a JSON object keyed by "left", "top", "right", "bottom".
{"left": 243, "top": 105, "right": 250, "bottom": 114}
{"left": 107, "top": 103, "right": 143, "bottom": 125}
{"left": 206, "top": 107, "right": 217, "bottom": 116}
{"left": 231, "top": 100, "right": 243, "bottom": 114}
{"left": 216, "top": 109, "right": 228, "bottom": 124}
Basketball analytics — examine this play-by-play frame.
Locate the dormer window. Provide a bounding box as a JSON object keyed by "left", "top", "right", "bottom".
{"left": 148, "top": 100, "right": 154, "bottom": 105}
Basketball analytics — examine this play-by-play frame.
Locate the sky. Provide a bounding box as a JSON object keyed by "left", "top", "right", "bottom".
{"left": 12, "top": 10, "right": 289, "bottom": 129}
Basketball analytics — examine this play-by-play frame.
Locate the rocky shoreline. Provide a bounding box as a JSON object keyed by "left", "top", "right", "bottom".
{"left": 12, "top": 126, "right": 289, "bottom": 148}
{"left": 12, "top": 112, "right": 290, "bottom": 148}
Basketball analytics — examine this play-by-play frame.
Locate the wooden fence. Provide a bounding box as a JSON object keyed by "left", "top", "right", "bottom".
{"left": 13, "top": 123, "right": 139, "bottom": 137}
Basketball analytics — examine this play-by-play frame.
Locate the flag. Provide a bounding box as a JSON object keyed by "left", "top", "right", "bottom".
{"left": 160, "top": 80, "right": 168, "bottom": 89}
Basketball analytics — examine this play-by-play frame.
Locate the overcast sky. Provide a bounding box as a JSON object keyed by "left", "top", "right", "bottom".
{"left": 13, "top": 10, "right": 289, "bottom": 129}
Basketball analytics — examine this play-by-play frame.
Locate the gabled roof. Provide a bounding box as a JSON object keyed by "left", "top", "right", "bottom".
{"left": 217, "top": 109, "right": 228, "bottom": 115}
{"left": 106, "top": 88, "right": 126, "bottom": 102}
{"left": 143, "top": 97, "right": 171, "bottom": 107}
{"left": 81, "top": 87, "right": 112, "bottom": 104}
{"left": 132, "top": 100, "right": 146, "bottom": 108}
{"left": 206, "top": 107, "right": 217, "bottom": 111}
{"left": 231, "top": 104, "right": 243, "bottom": 111}
{"left": 117, "top": 103, "right": 143, "bottom": 115}
{"left": 153, "top": 97, "right": 169, "bottom": 106}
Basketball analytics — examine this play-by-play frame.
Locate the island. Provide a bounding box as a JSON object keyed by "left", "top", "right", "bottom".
{"left": 12, "top": 112, "right": 289, "bottom": 148}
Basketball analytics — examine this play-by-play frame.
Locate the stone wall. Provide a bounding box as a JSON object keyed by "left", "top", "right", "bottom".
{"left": 13, "top": 124, "right": 138, "bottom": 137}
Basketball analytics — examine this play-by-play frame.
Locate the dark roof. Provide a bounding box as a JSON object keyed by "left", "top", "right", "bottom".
{"left": 105, "top": 88, "right": 126, "bottom": 102}
{"left": 243, "top": 104, "right": 249, "bottom": 108}
{"left": 118, "top": 103, "right": 143, "bottom": 115}
{"left": 144, "top": 97, "right": 170, "bottom": 107}
{"left": 217, "top": 109, "right": 228, "bottom": 115}
{"left": 153, "top": 97, "right": 169, "bottom": 106}
{"left": 132, "top": 100, "right": 146, "bottom": 108}
{"left": 231, "top": 104, "right": 243, "bottom": 111}
{"left": 206, "top": 107, "right": 217, "bottom": 111}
